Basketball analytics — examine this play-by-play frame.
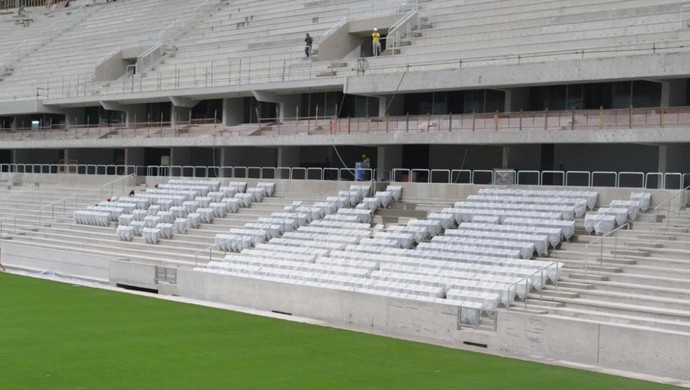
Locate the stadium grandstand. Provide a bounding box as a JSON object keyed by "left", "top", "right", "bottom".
{"left": 1, "top": 0, "right": 689, "bottom": 385}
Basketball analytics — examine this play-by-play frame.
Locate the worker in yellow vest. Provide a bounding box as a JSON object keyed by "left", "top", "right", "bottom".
{"left": 372, "top": 28, "right": 381, "bottom": 57}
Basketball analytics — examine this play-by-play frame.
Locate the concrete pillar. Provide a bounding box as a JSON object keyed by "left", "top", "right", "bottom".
{"left": 505, "top": 87, "right": 529, "bottom": 113}
{"left": 376, "top": 145, "right": 402, "bottom": 181}
{"left": 658, "top": 145, "right": 667, "bottom": 173}
{"left": 280, "top": 95, "right": 301, "bottom": 122}
{"left": 277, "top": 147, "right": 300, "bottom": 168}
{"left": 660, "top": 79, "right": 687, "bottom": 107}
{"left": 223, "top": 98, "right": 244, "bottom": 126}
{"left": 378, "top": 96, "right": 387, "bottom": 117}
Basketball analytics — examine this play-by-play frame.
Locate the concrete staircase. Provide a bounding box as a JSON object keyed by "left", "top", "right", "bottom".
{"left": 525, "top": 208, "right": 690, "bottom": 334}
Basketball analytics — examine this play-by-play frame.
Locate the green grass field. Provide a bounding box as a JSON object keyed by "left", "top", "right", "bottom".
{"left": 0, "top": 272, "right": 678, "bottom": 389}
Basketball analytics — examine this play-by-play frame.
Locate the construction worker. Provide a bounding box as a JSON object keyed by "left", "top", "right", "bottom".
{"left": 372, "top": 28, "right": 381, "bottom": 56}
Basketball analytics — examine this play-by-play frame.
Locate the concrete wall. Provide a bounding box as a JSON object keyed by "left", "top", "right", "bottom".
{"left": 1, "top": 242, "right": 112, "bottom": 282}
{"left": 109, "top": 260, "right": 157, "bottom": 290}
{"left": 172, "top": 268, "right": 690, "bottom": 381}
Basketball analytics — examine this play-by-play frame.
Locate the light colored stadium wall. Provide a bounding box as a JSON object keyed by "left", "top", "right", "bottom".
{"left": 1, "top": 242, "right": 111, "bottom": 282}
{"left": 171, "top": 268, "right": 690, "bottom": 381}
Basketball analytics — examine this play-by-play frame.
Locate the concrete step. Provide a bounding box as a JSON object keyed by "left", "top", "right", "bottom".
{"left": 549, "top": 296, "right": 690, "bottom": 323}
{"left": 523, "top": 298, "right": 565, "bottom": 307}
{"left": 567, "top": 272, "right": 609, "bottom": 281}
{"left": 609, "top": 249, "right": 650, "bottom": 257}
{"left": 556, "top": 280, "right": 595, "bottom": 290}
{"left": 542, "top": 307, "right": 690, "bottom": 334}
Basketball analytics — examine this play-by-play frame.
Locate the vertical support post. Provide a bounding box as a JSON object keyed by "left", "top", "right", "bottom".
{"left": 599, "top": 106, "right": 604, "bottom": 129}
{"left": 472, "top": 111, "right": 476, "bottom": 132}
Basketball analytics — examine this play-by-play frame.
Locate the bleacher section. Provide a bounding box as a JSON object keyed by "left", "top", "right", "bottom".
{"left": 2, "top": 0, "right": 689, "bottom": 101}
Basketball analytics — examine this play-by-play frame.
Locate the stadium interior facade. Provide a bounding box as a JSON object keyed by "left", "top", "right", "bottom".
{"left": 1, "top": 0, "right": 690, "bottom": 385}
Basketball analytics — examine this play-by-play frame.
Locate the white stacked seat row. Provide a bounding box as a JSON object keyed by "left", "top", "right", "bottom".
{"left": 630, "top": 192, "right": 652, "bottom": 211}
{"left": 271, "top": 212, "right": 309, "bottom": 226}
{"left": 142, "top": 228, "right": 161, "bottom": 244}
{"left": 146, "top": 189, "right": 199, "bottom": 202}
{"left": 226, "top": 182, "right": 248, "bottom": 193}
{"left": 195, "top": 197, "right": 212, "bottom": 208}
{"left": 157, "top": 223, "right": 174, "bottom": 239}
{"left": 310, "top": 220, "right": 371, "bottom": 230}
{"left": 427, "top": 212, "right": 456, "bottom": 229}
{"left": 167, "top": 179, "right": 221, "bottom": 191}
{"left": 462, "top": 195, "right": 587, "bottom": 218}
{"left": 216, "top": 234, "right": 254, "bottom": 252}
{"left": 234, "top": 193, "right": 253, "bottom": 208}
{"left": 478, "top": 189, "right": 599, "bottom": 210}
{"left": 445, "top": 228, "right": 549, "bottom": 256}
{"left": 380, "top": 260, "right": 547, "bottom": 291}
{"left": 256, "top": 182, "right": 275, "bottom": 197}
{"left": 74, "top": 211, "right": 110, "bottom": 226}
{"left": 116, "top": 226, "right": 134, "bottom": 241}
{"left": 246, "top": 188, "right": 265, "bottom": 202}
{"left": 157, "top": 211, "right": 174, "bottom": 224}
{"left": 584, "top": 213, "right": 616, "bottom": 235}
{"left": 187, "top": 213, "right": 201, "bottom": 228}
{"left": 98, "top": 201, "right": 136, "bottom": 214}
{"left": 372, "top": 231, "right": 416, "bottom": 249}
{"left": 417, "top": 242, "right": 522, "bottom": 259}
{"left": 336, "top": 208, "right": 372, "bottom": 224}
{"left": 451, "top": 203, "right": 575, "bottom": 221}
{"left": 407, "top": 219, "right": 444, "bottom": 236}
{"left": 316, "top": 257, "right": 379, "bottom": 272}
{"left": 457, "top": 222, "right": 562, "bottom": 248}
{"left": 312, "top": 201, "right": 337, "bottom": 215}
{"left": 323, "top": 214, "right": 360, "bottom": 223}
{"left": 196, "top": 208, "right": 215, "bottom": 223}
{"left": 282, "top": 231, "right": 361, "bottom": 246}
{"left": 297, "top": 226, "right": 371, "bottom": 239}
{"left": 370, "top": 270, "right": 503, "bottom": 309}
{"left": 502, "top": 217, "right": 576, "bottom": 240}
{"left": 446, "top": 289, "right": 502, "bottom": 312}
{"left": 432, "top": 236, "right": 535, "bottom": 259}
{"left": 385, "top": 185, "right": 402, "bottom": 201}
{"left": 144, "top": 216, "right": 161, "bottom": 228}
{"left": 338, "top": 190, "right": 364, "bottom": 205}
{"left": 244, "top": 223, "right": 284, "bottom": 240}
{"left": 219, "top": 256, "right": 372, "bottom": 278}
{"left": 360, "top": 197, "right": 380, "bottom": 211}
{"left": 386, "top": 225, "right": 431, "bottom": 244}
{"left": 471, "top": 215, "right": 500, "bottom": 224}
{"left": 374, "top": 191, "right": 394, "bottom": 208}
{"left": 137, "top": 194, "right": 185, "bottom": 208}
{"left": 131, "top": 209, "right": 148, "bottom": 221}
{"left": 174, "top": 218, "right": 188, "bottom": 234}
{"left": 86, "top": 206, "right": 124, "bottom": 221}
{"left": 159, "top": 184, "right": 211, "bottom": 196}
{"left": 112, "top": 197, "right": 150, "bottom": 209}
{"left": 270, "top": 237, "right": 347, "bottom": 252}
{"left": 325, "top": 196, "right": 354, "bottom": 209}
{"left": 130, "top": 221, "right": 145, "bottom": 236}
{"left": 350, "top": 184, "right": 372, "bottom": 199}
{"left": 357, "top": 237, "right": 404, "bottom": 249}
{"left": 609, "top": 200, "right": 641, "bottom": 220}
{"left": 118, "top": 214, "right": 134, "bottom": 226}
{"left": 239, "top": 249, "right": 320, "bottom": 263}
{"left": 294, "top": 206, "right": 326, "bottom": 221}
{"left": 199, "top": 264, "right": 446, "bottom": 300}
{"left": 258, "top": 217, "right": 298, "bottom": 232}
{"left": 379, "top": 262, "right": 537, "bottom": 295}
{"left": 327, "top": 249, "right": 560, "bottom": 284}
{"left": 594, "top": 207, "right": 629, "bottom": 226}
{"left": 208, "top": 202, "right": 229, "bottom": 218}
{"left": 222, "top": 198, "right": 241, "bottom": 213}
{"left": 253, "top": 243, "right": 329, "bottom": 260}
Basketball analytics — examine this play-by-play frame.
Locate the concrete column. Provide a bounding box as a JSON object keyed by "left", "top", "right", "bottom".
{"left": 277, "top": 146, "right": 300, "bottom": 168}
{"left": 223, "top": 98, "right": 244, "bottom": 126}
{"left": 660, "top": 79, "right": 687, "bottom": 107}
{"left": 378, "top": 96, "right": 387, "bottom": 117}
{"left": 658, "top": 145, "right": 667, "bottom": 174}
{"left": 505, "top": 87, "right": 529, "bottom": 113}
{"left": 376, "top": 145, "right": 402, "bottom": 181}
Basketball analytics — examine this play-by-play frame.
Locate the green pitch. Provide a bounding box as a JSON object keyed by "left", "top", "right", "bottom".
{"left": 0, "top": 273, "right": 677, "bottom": 389}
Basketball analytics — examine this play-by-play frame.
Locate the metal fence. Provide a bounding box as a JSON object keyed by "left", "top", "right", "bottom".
{"left": 1, "top": 163, "right": 688, "bottom": 189}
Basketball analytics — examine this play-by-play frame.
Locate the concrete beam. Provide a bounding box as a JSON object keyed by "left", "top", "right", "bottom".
{"left": 100, "top": 100, "right": 126, "bottom": 112}
{"left": 169, "top": 96, "right": 199, "bottom": 108}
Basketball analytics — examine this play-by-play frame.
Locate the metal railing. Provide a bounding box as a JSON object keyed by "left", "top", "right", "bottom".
{"left": 194, "top": 243, "right": 219, "bottom": 267}
{"left": 1, "top": 164, "right": 688, "bottom": 190}
{"left": 584, "top": 223, "right": 631, "bottom": 273}
{"left": 388, "top": 7, "right": 418, "bottom": 51}
{"left": 653, "top": 184, "right": 690, "bottom": 228}
{"left": 99, "top": 173, "right": 136, "bottom": 199}
{"left": 38, "top": 194, "right": 79, "bottom": 225}
{"left": 317, "top": 17, "right": 347, "bottom": 50}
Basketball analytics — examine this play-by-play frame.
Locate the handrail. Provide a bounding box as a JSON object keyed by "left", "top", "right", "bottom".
{"left": 38, "top": 194, "right": 78, "bottom": 225}
{"left": 99, "top": 173, "right": 136, "bottom": 199}
{"left": 653, "top": 183, "right": 690, "bottom": 228}
{"left": 317, "top": 17, "right": 348, "bottom": 48}
{"left": 193, "top": 243, "right": 219, "bottom": 267}
{"left": 584, "top": 222, "right": 631, "bottom": 273}
{"left": 388, "top": 7, "right": 418, "bottom": 50}
{"left": 680, "top": 4, "right": 690, "bottom": 29}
